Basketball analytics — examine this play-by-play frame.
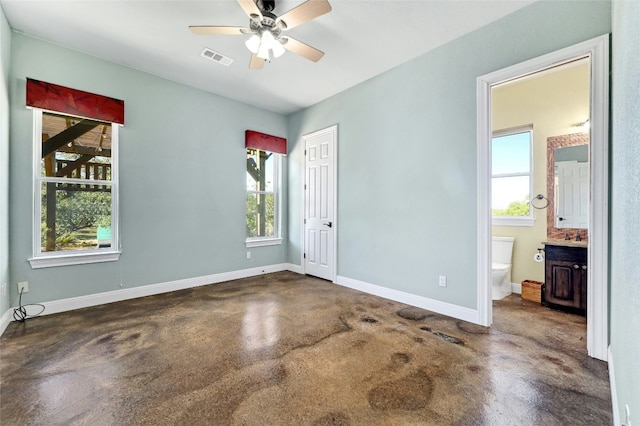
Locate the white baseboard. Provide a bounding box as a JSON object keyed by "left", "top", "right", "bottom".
{"left": 609, "top": 346, "right": 620, "bottom": 426}
{"left": 0, "top": 308, "right": 12, "bottom": 337}
{"left": 336, "top": 275, "right": 480, "bottom": 325}
{"left": 511, "top": 281, "right": 522, "bottom": 294}
{"left": 1, "top": 265, "right": 481, "bottom": 334}
{"left": 0, "top": 263, "right": 303, "bottom": 335}
{"left": 284, "top": 262, "right": 304, "bottom": 274}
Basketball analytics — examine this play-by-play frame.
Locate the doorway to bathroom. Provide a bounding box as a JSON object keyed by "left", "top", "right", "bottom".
{"left": 476, "top": 35, "right": 609, "bottom": 361}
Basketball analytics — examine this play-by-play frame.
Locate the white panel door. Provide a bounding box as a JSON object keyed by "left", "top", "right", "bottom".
{"left": 304, "top": 126, "right": 336, "bottom": 281}
{"left": 556, "top": 161, "right": 589, "bottom": 229}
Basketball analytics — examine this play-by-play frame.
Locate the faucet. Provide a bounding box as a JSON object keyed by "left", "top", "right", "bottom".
{"left": 576, "top": 232, "right": 581, "bottom": 242}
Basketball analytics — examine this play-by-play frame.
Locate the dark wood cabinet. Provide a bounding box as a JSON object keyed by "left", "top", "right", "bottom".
{"left": 544, "top": 244, "right": 587, "bottom": 314}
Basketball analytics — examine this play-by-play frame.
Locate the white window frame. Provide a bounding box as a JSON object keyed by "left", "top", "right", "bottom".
{"left": 245, "top": 149, "right": 282, "bottom": 248}
{"left": 491, "top": 125, "right": 534, "bottom": 227}
{"left": 29, "top": 108, "right": 121, "bottom": 268}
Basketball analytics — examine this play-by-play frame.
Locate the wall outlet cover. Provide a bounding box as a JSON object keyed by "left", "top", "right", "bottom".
{"left": 18, "top": 282, "right": 29, "bottom": 293}
{"left": 439, "top": 275, "right": 447, "bottom": 287}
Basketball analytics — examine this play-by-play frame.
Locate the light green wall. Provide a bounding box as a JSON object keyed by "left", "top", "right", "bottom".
{"left": 0, "top": 6, "right": 11, "bottom": 317}
{"left": 287, "top": 0, "right": 611, "bottom": 309}
{"left": 610, "top": 0, "right": 640, "bottom": 422}
{"left": 8, "top": 34, "right": 288, "bottom": 306}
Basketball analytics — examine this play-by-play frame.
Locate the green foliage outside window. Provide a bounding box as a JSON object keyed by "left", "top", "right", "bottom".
{"left": 492, "top": 196, "right": 530, "bottom": 217}
{"left": 41, "top": 188, "right": 111, "bottom": 250}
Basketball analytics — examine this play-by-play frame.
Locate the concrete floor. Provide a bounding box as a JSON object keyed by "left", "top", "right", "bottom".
{"left": 0, "top": 271, "right": 611, "bottom": 425}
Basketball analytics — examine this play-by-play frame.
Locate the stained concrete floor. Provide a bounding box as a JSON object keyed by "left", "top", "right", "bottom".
{"left": 0, "top": 272, "right": 611, "bottom": 425}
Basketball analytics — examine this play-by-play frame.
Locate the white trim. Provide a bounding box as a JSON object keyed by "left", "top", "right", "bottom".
{"left": 0, "top": 264, "right": 303, "bottom": 327}
{"left": 476, "top": 35, "right": 610, "bottom": 360}
{"left": 511, "top": 281, "right": 522, "bottom": 294}
{"left": 245, "top": 238, "right": 283, "bottom": 248}
{"left": 477, "top": 74, "right": 492, "bottom": 327}
{"left": 301, "top": 125, "right": 338, "bottom": 282}
{"left": 336, "top": 275, "right": 480, "bottom": 325}
{"left": 609, "top": 346, "right": 620, "bottom": 426}
{"left": 492, "top": 217, "right": 535, "bottom": 227}
{"left": 0, "top": 308, "right": 12, "bottom": 336}
{"left": 246, "top": 150, "right": 282, "bottom": 242}
{"left": 31, "top": 109, "right": 121, "bottom": 265}
{"left": 29, "top": 250, "right": 120, "bottom": 269}
{"left": 285, "top": 262, "right": 303, "bottom": 274}
{"left": 586, "top": 35, "right": 610, "bottom": 362}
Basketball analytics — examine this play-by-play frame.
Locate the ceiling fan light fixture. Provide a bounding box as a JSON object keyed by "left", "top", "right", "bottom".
{"left": 261, "top": 30, "right": 275, "bottom": 46}
{"left": 253, "top": 30, "right": 284, "bottom": 60}
{"left": 257, "top": 39, "right": 271, "bottom": 60}
{"left": 245, "top": 34, "right": 260, "bottom": 53}
{"left": 272, "top": 39, "right": 285, "bottom": 58}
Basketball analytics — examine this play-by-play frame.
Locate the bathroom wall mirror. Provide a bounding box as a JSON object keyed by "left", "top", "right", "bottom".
{"left": 554, "top": 145, "right": 589, "bottom": 228}
{"left": 546, "top": 133, "right": 589, "bottom": 239}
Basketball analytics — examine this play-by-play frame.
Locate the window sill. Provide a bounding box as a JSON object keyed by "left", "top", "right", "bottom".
{"left": 492, "top": 216, "right": 535, "bottom": 227}
{"left": 29, "top": 250, "right": 121, "bottom": 269}
{"left": 245, "top": 238, "right": 283, "bottom": 248}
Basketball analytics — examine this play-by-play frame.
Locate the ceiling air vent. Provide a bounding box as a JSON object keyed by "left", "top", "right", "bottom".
{"left": 200, "top": 48, "right": 233, "bottom": 67}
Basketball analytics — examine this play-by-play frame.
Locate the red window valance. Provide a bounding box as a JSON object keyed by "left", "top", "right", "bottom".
{"left": 26, "top": 78, "right": 125, "bottom": 125}
{"left": 245, "top": 130, "right": 286, "bottom": 155}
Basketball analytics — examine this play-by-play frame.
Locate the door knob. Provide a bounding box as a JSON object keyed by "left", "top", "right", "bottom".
{"left": 558, "top": 217, "right": 566, "bottom": 221}
{"left": 582, "top": 265, "right": 587, "bottom": 270}
{"left": 323, "top": 221, "right": 333, "bottom": 228}
{"left": 573, "top": 264, "right": 580, "bottom": 269}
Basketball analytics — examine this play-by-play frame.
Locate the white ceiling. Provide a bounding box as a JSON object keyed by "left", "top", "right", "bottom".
{"left": 1, "top": 0, "right": 535, "bottom": 115}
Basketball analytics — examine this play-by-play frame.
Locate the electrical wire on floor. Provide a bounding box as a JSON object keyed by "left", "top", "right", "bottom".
{"left": 13, "top": 288, "right": 45, "bottom": 322}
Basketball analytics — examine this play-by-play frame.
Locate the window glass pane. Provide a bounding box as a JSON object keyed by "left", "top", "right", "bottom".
{"left": 492, "top": 131, "right": 531, "bottom": 175}
{"left": 246, "top": 148, "right": 275, "bottom": 192}
{"left": 40, "top": 181, "right": 112, "bottom": 252}
{"left": 246, "top": 193, "right": 275, "bottom": 238}
{"left": 492, "top": 176, "right": 530, "bottom": 216}
{"left": 40, "top": 112, "right": 112, "bottom": 181}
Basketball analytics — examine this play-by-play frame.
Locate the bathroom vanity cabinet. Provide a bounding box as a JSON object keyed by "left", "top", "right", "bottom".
{"left": 544, "top": 243, "right": 587, "bottom": 314}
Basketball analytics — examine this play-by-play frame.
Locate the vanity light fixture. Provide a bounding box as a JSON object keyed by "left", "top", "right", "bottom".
{"left": 574, "top": 119, "right": 590, "bottom": 132}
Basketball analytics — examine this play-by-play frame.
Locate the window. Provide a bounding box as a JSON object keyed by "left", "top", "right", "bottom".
{"left": 246, "top": 147, "right": 281, "bottom": 246}
{"left": 30, "top": 109, "right": 120, "bottom": 267}
{"left": 492, "top": 126, "right": 534, "bottom": 226}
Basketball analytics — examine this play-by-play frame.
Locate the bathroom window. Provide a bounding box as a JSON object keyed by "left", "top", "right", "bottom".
{"left": 492, "top": 126, "right": 534, "bottom": 227}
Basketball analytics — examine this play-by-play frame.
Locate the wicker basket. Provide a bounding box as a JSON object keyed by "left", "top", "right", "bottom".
{"left": 521, "top": 280, "right": 543, "bottom": 303}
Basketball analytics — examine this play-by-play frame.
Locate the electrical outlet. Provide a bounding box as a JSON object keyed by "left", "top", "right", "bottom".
{"left": 18, "top": 281, "right": 29, "bottom": 294}
{"left": 246, "top": 251, "right": 251, "bottom": 260}
{"left": 439, "top": 275, "right": 447, "bottom": 287}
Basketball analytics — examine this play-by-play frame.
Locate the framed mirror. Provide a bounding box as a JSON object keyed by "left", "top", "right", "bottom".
{"left": 546, "top": 133, "right": 589, "bottom": 241}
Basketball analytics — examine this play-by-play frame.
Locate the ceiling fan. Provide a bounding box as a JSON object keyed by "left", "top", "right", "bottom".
{"left": 190, "top": 0, "right": 331, "bottom": 69}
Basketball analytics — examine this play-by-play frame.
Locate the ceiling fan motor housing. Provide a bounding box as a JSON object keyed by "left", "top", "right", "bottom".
{"left": 250, "top": 11, "right": 284, "bottom": 36}
{"left": 256, "top": 0, "right": 275, "bottom": 13}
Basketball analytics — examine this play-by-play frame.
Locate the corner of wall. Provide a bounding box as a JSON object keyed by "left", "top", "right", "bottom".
{"left": 0, "top": 4, "right": 13, "bottom": 319}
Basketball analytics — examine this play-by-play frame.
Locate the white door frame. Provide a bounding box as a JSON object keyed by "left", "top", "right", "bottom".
{"left": 301, "top": 125, "right": 338, "bottom": 282}
{"left": 476, "top": 35, "right": 609, "bottom": 361}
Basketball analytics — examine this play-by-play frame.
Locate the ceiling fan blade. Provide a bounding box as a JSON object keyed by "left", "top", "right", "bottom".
{"left": 278, "top": 0, "right": 331, "bottom": 30}
{"left": 237, "top": 0, "right": 263, "bottom": 19}
{"left": 189, "top": 26, "right": 249, "bottom": 35}
{"left": 249, "top": 53, "right": 265, "bottom": 69}
{"left": 281, "top": 37, "right": 324, "bottom": 62}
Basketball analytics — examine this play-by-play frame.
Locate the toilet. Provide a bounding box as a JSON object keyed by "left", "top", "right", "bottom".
{"left": 492, "top": 236, "right": 515, "bottom": 300}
